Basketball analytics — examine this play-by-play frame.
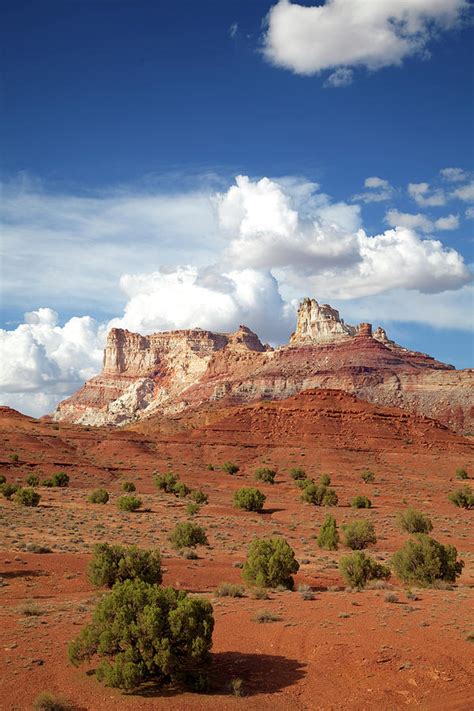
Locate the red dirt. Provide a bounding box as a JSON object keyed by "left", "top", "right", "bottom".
{"left": 1, "top": 391, "right": 473, "bottom": 710}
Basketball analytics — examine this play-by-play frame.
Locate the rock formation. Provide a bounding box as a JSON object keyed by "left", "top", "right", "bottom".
{"left": 53, "top": 298, "right": 474, "bottom": 434}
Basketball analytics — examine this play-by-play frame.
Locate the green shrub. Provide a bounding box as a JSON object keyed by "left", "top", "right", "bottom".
{"left": 121, "top": 481, "right": 136, "bottom": 493}
{"left": 88, "top": 488, "right": 109, "bottom": 504}
{"left": 289, "top": 467, "right": 306, "bottom": 480}
{"left": 233, "top": 488, "right": 266, "bottom": 512}
{"left": 243, "top": 537, "right": 299, "bottom": 589}
{"left": 317, "top": 514, "right": 339, "bottom": 550}
{"left": 361, "top": 470, "right": 375, "bottom": 483}
{"left": 295, "top": 477, "right": 313, "bottom": 489}
{"left": 173, "top": 481, "right": 191, "bottom": 498}
{"left": 351, "top": 495, "right": 372, "bottom": 509}
{"left": 42, "top": 479, "right": 53, "bottom": 487}
{"left": 0, "top": 475, "right": 6, "bottom": 485}
{"left": 319, "top": 474, "right": 331, "bottom": 486}
{"left": 68, "top": 579, "right": 214, "bottom": 691}
{"left": 191, "top": 489, "right": 208, "bottom": 505}
{"left": 222, "top": 461, "right": 239, "bottom": 475}
{"left": 254, "top": 467, "right": 276, "bottom": 484}
{"left": 186, "top": 502, "right": 200, "bottom": 517}
{"left": 397, "top": 507, "right": 433, "bottom": 534}
{"left": 207, "top": 464, "right": 214, "bottom": 471}
{"left": 339, "top": 551, "right": 390, "bottom": 589}
{"left": 26, "top": 474, "right": 40, "bottom": 487}
{"left": 301, "top": 483, "right": 338, "bottom": 506}
{"left": 455, "top": 467, "right": 468, "bottom": 480}
{"left": 448, "top": 485, "right": 473, "bottom": 509}
{"left": 154, "top": 471, "right": 179, "bottom": 493}
{"left": 0, "top": 482, "right": 19, "bottom": 499}
{"left": 392, "top": 535, "right": 464, "bottom": 586}
{"left": 33, "top": 692, "right": 75, "bottom": 711}
{"left": 88, "top": 543, "right": 162, "bottom": 588}
{"left": 216, "top": 582, "right": 245, "bottom": 597}
{"left": 10, "top": 454, "right": 19, "bottom": 463}
{"left": 117, "top": 495, "right": 142, "bottom": 512}
{"left": 342, "top": 520, "right": 376, "bottom": 550}
{"left": 15, "top": 487, "right": 41, "bottom": 507}
{"left": 49, "top": 472, "right": 69, "bottom": 487}
{"left": 169, "top": 522, "right": 208, "bottom": 549}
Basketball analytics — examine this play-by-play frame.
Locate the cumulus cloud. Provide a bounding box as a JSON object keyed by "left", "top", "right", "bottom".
{"left": 408, "top": 182, "right": 447, "bottom": 207}
{"left": 386, "top": 209, "right": 459, "bottom": 233}
{"left": 451, "top": 180, "right": 474, "bottom": 202}
{"left": 262, "top": 0, "right": 467, "bottom": 79}
{"left": 0, "top": 309, "right": 105, "bottom": 417}
{"left": 440, "top": 167, "right": 469, "bottom": 182}
{"left": 353, "top": 176, "right": 394, "bottom": 203}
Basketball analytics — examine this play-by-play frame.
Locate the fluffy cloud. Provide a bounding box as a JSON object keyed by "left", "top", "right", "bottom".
{"left": 386, "top": 209, "right": 459, "bottom": 233}
{"left": 353, "top": 176, "right": 394, "bottom": 203}
{"left": 408, "top": 182, "right": 447, "bottom": 207}
{"left": 263, "top": 0, "right": 467, "bottom": 79}
{"left": 451, "top": 181, "right": 474, "bottom": 202}
{"left": 325, "top": 68, "right": 353, "bottom": 88}
{"left": 440, "top": 167, "right": 469, "bottom": 183}
{"left": 0, "top": 309, "right": 105, "bottom": 417}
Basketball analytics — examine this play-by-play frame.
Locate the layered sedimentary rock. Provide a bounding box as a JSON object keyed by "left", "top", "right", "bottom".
{"left": 53, "top": 298, "right": 474, "bottom": 433}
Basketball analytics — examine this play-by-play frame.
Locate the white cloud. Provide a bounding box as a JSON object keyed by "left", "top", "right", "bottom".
{"left": 466, "top": 207, "right": 474, "bottom": 219}
{"left": 451, "top": 180, "right": 474, "bottom": 202}
{"left": 353, "top": 176, "right": 394, "bottom": 203}
{"left": 440, "top": 167, "right": 469, "bottom": 182}
{"left": 325, "top": 67, "right": 353, "bottom": 88}
{"left": 229, "top": 22, "right": 238, "bottom": 38}
{"left": 263, "top": 0, "right": 467, "bottom": 79}
{"left": 386, "top": 209, "right": 459, "bottom": 233}
{"left": 408, "top": 182, "right": 446, "bottom": 207}
{"left": 365, "top": 177, "right": 390, "bottom": 190}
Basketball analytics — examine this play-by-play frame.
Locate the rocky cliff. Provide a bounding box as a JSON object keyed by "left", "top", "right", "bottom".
{"left": 53, "top": 298, "right": 474, "bottom": 433}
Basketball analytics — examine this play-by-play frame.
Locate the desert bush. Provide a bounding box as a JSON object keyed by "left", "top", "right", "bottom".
{"left": 317, "top": 514, "right": 339, "bottom": 550}
{"left": 25, "top": 543, "right": 51, "bottom": 554}
{"left": 342, "top": 520, "right": 376, "bottom": 550}
{"left": 186, "top": 502, "right": 200, "bottom": 517}
{"left": 229, "top": 677, "right": 244, "bottom": 696}
{"left": 455, "top": 467, "right": 468, "bottom": 480}
{"left": 191, "top": 489, "right": 208, "bottom": 505}
{"left": 254, "top": 610, "right": 281, "bottom": 623}
{"left": 301, "top": 483, "right": 338, "bottom": 506}
{"left": 88, "top": 488, "right": 109, "bottom": 504}
{"left": 351, "top": 495, "right": 372, "bottom": 509}
{"left": 121, "top": 481, "right": 136, "bottom": 493}
{"left": 173, "top": 481, "right": 191, "bottom": 498}
{"left": 222, "top": 461, "right": 239, "bottom": 475}
{"left": 254, "top": 467, "right": 277, "bottom": 484}
{"left": 361, "top": 470, "right": 375, "bottom": 483}
{"left": 68, "top": 579, "right": 214, "bottom": 691}
{"left": 243, "top": 537, "right": 299, "bottom": 589}
{"left": 10, "top": 453, "right": 19, "bottom": 462}
{"left": 397, "top": 507, "right": 433, "bottom": 534}
{"left": 0, "top": 482, "right": 19, "bottom": 499}
{"left": 319, "top": 474, "right": 331, "bottom": 486}
{"left": 88, "top": 543, "right": 162, "bottom": 587}
{"left": 51, "top": 471, "right": 69, "bottom": 487}
{"left": 339, "top": 551, "right": 390, "bottom": 589}
{"left": 26, "top": 474, "right": 39, "bottom": 487}
{"left": 154, "top": 472, "right": 179, "bottom": 493}
{"left": 33, "top": 692, "right": 75, "bottom": 711}
{"left": 391, "top": 534, "right": 464, "bottom": 586}
{"left": 289, "top": 467, "right": 306, "bottom": 480}
{"left": 216, "top": 582, "right": 245, "bottom": 598}
{"left": 295, "top": 477, "right": 313, "bottom": 489}
{"left": 169, "top": 521, "right": 208, "bottom": 549}
{"left": 42, "top": 479, "right": 53, "bottom": 487}
{"left": 448, "top": 485, "right": 473, "bottom": 509}
{"left": 117, "top": 495, "right": 142, "bottom": 512}
{"left": 15, "top": 487, "right": 41, "bottom": 507}
{"left": 0, "top": 474, "right": 6, "bottom": 485}
{"left": 233, "top": 487, "right": 266, "bottom": 512}
{"left": 298, "top": 583, "right": 314, "bottom": 600}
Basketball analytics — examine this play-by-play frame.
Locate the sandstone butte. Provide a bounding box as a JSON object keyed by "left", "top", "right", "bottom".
{"left": 53, "top": 297, "right": 474, "bottom": 434}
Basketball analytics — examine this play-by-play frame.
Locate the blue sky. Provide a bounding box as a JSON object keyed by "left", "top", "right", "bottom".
{"left": 1, "top": 0, "right": 473, "bottom": 415}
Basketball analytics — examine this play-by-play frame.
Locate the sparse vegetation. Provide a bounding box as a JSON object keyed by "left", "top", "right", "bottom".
{"left": 289, "top": 467, "right": 306, "bottom": 480}
{"left": 0, "top": 474, "right": 6, "bottom": 485}
{"left": 301, "top": 483, "right": 338, "bottom": 506}
{"left": 117, "top": 495, "right": 142, "bottom": 512}
{"left": 169, "top": 521, "right": 208, "bottom": 549}
{"left": 391, "top": 534, "right": 464, "bottom": 586}
{"left": 339, "top": 551, "right": 390, "bottom": 589}
{"left": 173, "top": 481, "right": 191, "bottom": 498}
{"left": 351, "top": 495, "right": 372, "bottom": 509}
{"left": 26, "top": 474, "right": 40, "bottom": 487}
{"left": 216, "top": 582, "right": 245, "bottom": 597}
{"left": 186, "top": 502, "right": 200, "bottom": 516}
{"left": 68, "top": 579, "right": 214, "bottom": 691}
{"left": 0, "top": 482, "right": 19, "bottom": 499}
{"left": 319, "top": 473, "right": 331, "bottom": 486}
{"left": 191, "top": 489, "right": 208, "bottom": 505}
{"left": 298, "top": 583, "right": 314, "bottom": 600}
{"left": 455, "top": 467, "right": 468, "bottom": 480}
{"left": 51, "top": 472, "right": 70, "bottom": 487}
{"left": 33, "top": 692, "right": 75, "bottom": 711}
{"left": 342, "top": 520, "right": 376, "bottom": 550}
{"left": 121, "top": 481, "right": 136, "bottom": 492}
{"left": 15, "top": 487, "right": 41, "bottom": 507}
{"left": 10, "top": 453, "right": 19, "bottom": 463}
{"left": 254, "top": 467, "right": 277, "bottom": 484}
{"left": 233, "top": 487, "right": 266, "bottom": 512}
{"left": 87, "top": 488, "right": 109, "bottom": 504}
{"left": 154, "top": 471, "right": 179, "bottom": 493}
{"left": 317, "top": 513, "right": 339, "bottom": 550}
{"left": 448, "top": 485, "right": 473, "bottom": 509}
{"left": 222, "top": 461, "right": 239, "bottom": 475}
{"left": 254, "top": 610, "right": 281, "bottom": 623}
{"left": 243, "top": 537, "right": 299, "bottom": 589}
{"left": 361, "top": 470, "right": 375, "bottom": 483}
{"left": 397, "top": 507, "right": 433, "bottom": 534}
{"left": 88, "top": 543, "right": 162, "bottom": 587}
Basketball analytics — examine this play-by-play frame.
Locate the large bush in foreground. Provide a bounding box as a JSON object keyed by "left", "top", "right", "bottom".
{"left": 391, "top": 534, "right": 464, "bottom": 586}
{"left": 243, "top": 538, "right": 299, "bottom": 589}
{"left": 397, "top": 507, "right": 433, "bottom": 534}
{"left": 233, "top": 487, "right": 266, "bottom": 512}
{"left": 68, "top": 579, "right": 214, "bottom": 691}
{"left": 339, "top": 552, "right": 390, "bottom": 590}
{"left": 88, "top": 543, "right": 162, "bottom": 588}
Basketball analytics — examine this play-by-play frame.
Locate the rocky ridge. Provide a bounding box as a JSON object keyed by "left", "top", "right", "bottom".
{"left": 53, "top": 298, "right": 474, "bottom": 433}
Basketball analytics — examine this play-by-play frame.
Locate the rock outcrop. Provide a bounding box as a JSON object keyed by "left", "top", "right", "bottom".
{"left": 53, "top": 298, "right": 474, "bottom": 433}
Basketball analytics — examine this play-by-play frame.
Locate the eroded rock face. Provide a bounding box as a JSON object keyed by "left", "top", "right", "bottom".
{"left": 53, "top": 298, "right": 474, "bottom": 433}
